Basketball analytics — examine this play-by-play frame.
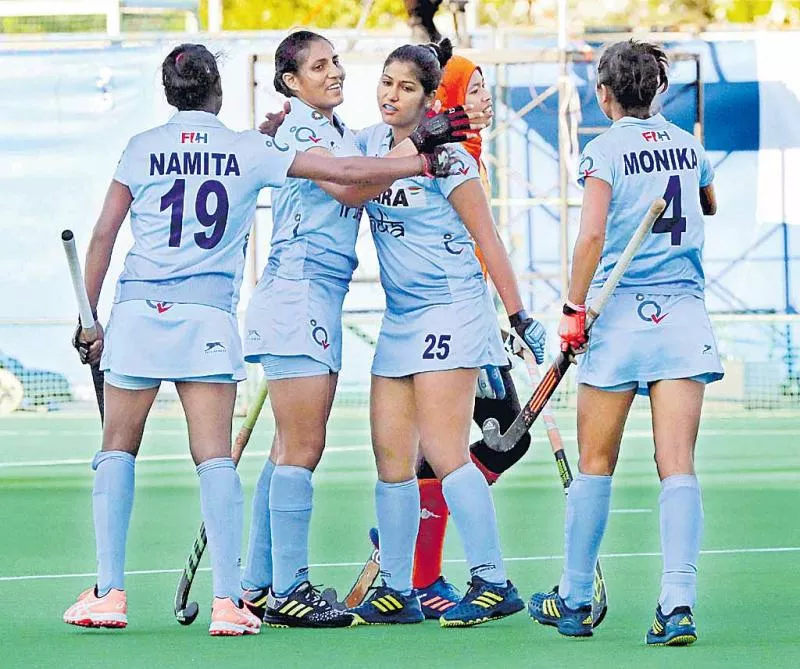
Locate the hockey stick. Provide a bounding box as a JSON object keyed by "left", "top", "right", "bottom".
{"left": 510, "top": 335, "right": 608, "bottom": 627}
{"left": 482, "top": 198, "right": 666, "bottom": 452}
{"left": 61, "top": 230, "right": 105, "bottom": 421}
{"left": 174, "top": 379, "right": 270, "bottom": 625}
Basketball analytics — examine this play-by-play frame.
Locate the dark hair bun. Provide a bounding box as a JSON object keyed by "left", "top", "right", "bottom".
{"left": 162, "top": 44, "right": 220, "bottom": 111}
{"left": 430, "top": 38, "right": 453, "bottom": 69}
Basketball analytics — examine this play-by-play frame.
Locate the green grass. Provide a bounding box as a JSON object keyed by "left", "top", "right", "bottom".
{"left": 1, "top": 408, "right": 799, "bottom": 669}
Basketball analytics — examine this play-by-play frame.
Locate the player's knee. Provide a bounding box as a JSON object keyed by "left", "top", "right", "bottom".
{"left": 654, "top": 447, "right": 695, "bottom": 479}
{"left": 578, "top": 449, "right": 618, "bottom": 476}
{"left": 275, "top": 433, "right": 325, "bottom": 470}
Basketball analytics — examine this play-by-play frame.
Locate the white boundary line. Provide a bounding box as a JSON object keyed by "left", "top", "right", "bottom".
{"left": 1, "top": 546, "right": 797, "bottom": 583}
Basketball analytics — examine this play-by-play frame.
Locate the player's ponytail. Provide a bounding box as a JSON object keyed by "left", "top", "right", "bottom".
{"left": 384, "top": 38, "right": 453, "bottom": 95}
{"left": 162, "top": 44, "right": 220, "bottom": 111}
{"left": 273, "top": 30, "right": 333, "bottom": 98}
{"left": 597, "top": 40, "right": 669, "bottom": 115}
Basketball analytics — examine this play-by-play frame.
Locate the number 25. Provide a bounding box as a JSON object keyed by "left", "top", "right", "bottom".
{"left": 423, "top": 334, "right": 451, "bottom": 360}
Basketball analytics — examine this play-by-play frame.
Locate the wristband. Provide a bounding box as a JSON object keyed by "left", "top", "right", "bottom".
{"left": 509, "top": 310, "right": 529, "bottom": 329}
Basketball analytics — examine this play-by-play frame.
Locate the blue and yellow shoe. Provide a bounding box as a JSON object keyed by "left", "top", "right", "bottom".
{"left": 527, "top": 587, "right": 593, "bottom": 637}
{"left": 416, "top": 576, "right": 462, "bottom": 619}
{"left": 440, "top": 576, "right": 524, "bottom": 627}
{"left": 646, "top": 605, "right": 697, "bottom": 646}
{"left": 349, "top": 582, "right": 424, "bottom": 625}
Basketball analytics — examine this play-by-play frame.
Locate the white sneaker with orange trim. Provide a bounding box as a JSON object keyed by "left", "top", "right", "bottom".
{"left": 209, "top": 597, "right": 261, "bottom": 636}
{"left": 63, "top": 586, "right": 127, "bottom": 629}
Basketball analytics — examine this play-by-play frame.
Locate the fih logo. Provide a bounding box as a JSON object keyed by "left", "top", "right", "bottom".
{"left": 310, "top": 320, "right": 330, "bottom": 350}
{"left": 204, "top": 342, "right": 227, "bottom": 353}
{"left": 180, "top": 132, "right": 208, "bottom": 144}
{"left": 636, "top": 294, "right": 669, "bottom": 324}
{"left": 642, "top": 130, "right": 672, "bottom": 143}
{"left": 145, "top": 300, "right": 173, "bottom": 314}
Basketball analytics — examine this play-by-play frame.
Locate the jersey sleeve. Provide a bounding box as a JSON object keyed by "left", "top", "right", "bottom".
{"left": 437, "top": 145, "right": 480, "bottom": 199}
{"left": 241, "top": 130, "right": 297, "bottom": 189}
{"left": 577, "top": 138, "right": 614, "bottom": 188}
{"left": 354, "top": 127, "right": 372, "bottom": 155}
{"left": 112, "top": 140, "right": 135, "bottom": 188}
{"left": 698, "top": 146, "right": 714, "bottom": 187}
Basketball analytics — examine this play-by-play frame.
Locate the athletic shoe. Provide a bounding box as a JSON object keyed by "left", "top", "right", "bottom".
{"left": 263, "top": 581, "right": 355, "bottom": 628}
{"left": 209, "top": 597, "right": 261, "bottom": 636}
{"left": 349, "top": 582, "right": 424, "bottom": 625}
{"left": 527, "top": 586, "right": 593, "bottom": 637}
{"left": 241, "top": 586, "right": 270, "bottom": 620}
{"left": 63, "top": 586, "right": 127, "bottom": 629}
{"left": 416, "top": 576, "right": 461, "bottom": 619}
{"left": 440, "top": 576, "right": 524, "bottom": 627}
{"left": 646, "top": 605, "right": 697, "bottom": 646}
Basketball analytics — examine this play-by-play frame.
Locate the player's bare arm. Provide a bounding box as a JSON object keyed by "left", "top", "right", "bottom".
{"left": 700, "top": 183, "right": 717, "bottom": 215}
{"left": 447, "top": 178, "right": 524, "bottom": 316}
{"left": 568, "top": 176, "right": 612, "bottom": 306}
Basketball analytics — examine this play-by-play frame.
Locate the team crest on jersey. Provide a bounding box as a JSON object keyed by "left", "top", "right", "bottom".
{"left": 309, "top": 320, "right": 330, "bottom": 350}
{"left": 369, "top": 209, "right": 405, "bottom": 238}
{"left": 291, "top": 126, "right": 322, "bottom": 144}
{"left": 265, "top": 136, "right": 291, "bottom": 152}
{"left": 451, "top": 157, "right": 470, "bottom": 176}
{"left": 579, "top": 155, "right": 597, "bottom": 179}
{"left": 146, "top": 300, "right": 173, "bottom": 314}
{"left": 636, "top": 295, "right": 669, "bottom": 324}
{"left": 443, "top": 233, "right": 462, "bottom": 255}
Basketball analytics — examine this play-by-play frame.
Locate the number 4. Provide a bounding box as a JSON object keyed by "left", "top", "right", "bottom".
{"left": 652, "top": 175, "right": 686, "bottom": 246}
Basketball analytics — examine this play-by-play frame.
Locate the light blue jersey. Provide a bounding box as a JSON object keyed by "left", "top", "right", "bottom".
{"left": 356, "top": 123, "right": 485, "bottom": 314}
{"left": 578, "top": 114, "right": 714, "bottom": 297}
{"left": 266, "top": 98, "right": 362, "bottom": 286}
{"left": 113, "top": 110, "right": 296, "bottom": 313}
{"left": 356, "top": 123, "right": 505, "bottom": 377}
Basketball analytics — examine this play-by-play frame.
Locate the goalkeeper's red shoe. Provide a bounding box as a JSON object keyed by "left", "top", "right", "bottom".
{"left": 63, "top": 586, "right": 127, "bottom": 629}
{"left": 209, "top": 597, "right": 261, "bottom": 636}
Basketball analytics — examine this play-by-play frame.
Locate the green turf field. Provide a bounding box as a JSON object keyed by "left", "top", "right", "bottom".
{"left": 1, "top": 407, "right": 798, "bottom": 669}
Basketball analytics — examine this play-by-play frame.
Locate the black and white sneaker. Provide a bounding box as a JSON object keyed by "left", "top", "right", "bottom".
{"left": 263, "top": 581, "right": 355, "bottom": 628}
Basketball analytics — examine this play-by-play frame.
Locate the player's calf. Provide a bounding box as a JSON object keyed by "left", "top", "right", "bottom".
{"left": 645, "top": 605, "right": 697, "bottom": 646}
{"left": 63, "top": 586, "right": 127, "bottom": 629}
{"left": 527, "top": 587, "right": 593, "bottom": 637}
{"left": 440, "top": 576, "right": 523, "bottom": 627}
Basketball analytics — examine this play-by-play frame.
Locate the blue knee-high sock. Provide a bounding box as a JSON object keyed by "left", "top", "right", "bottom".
{"left": 197, "top": 457, "right": 243, "bottom": 602}
{"left": 375, "top": 478, "right": 420, "bottom": 595}
{"left": 441, "top": 463, "right": 506, "bottom": 585}
{"left": 659, "top": 474, "right": 703, "bottom": 614}
{"left": 241, "top": 458, "right": 276, "bottom": 591}
{"left": 92, "top": 451, "right": 135, "bottom": 596}
{"left": 269, "top": 465, "right": 313, "bottom": 596}
{"left": 558, "top": 473, "right": 612, "bottom": 609}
